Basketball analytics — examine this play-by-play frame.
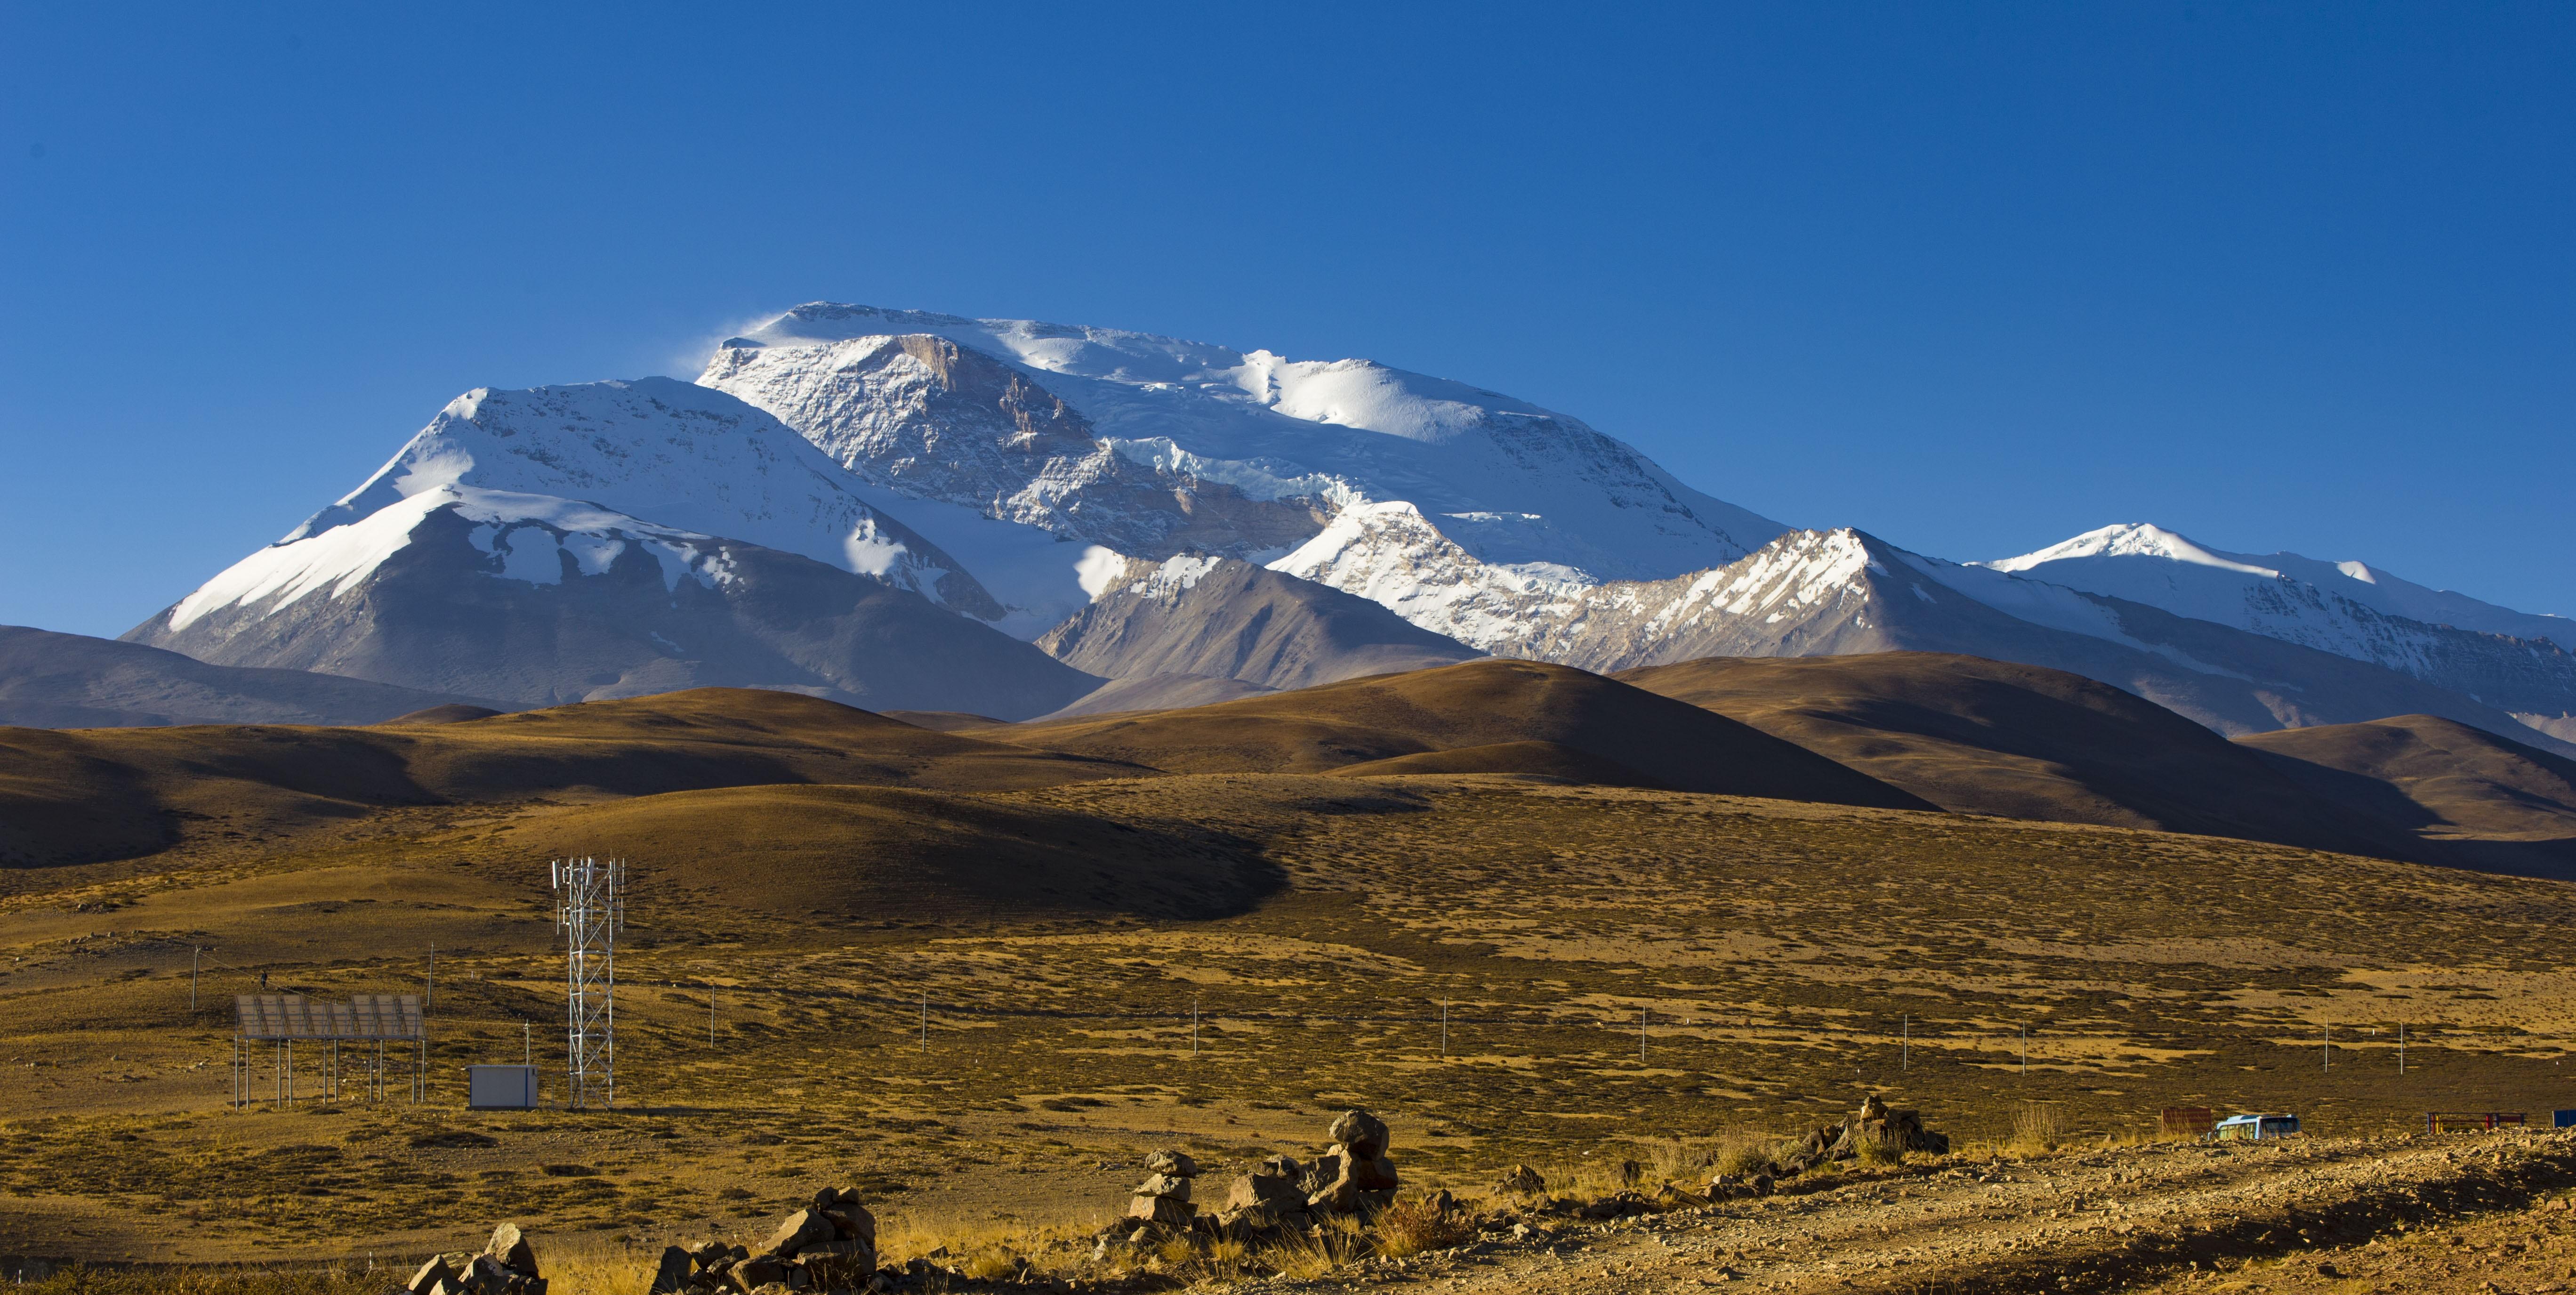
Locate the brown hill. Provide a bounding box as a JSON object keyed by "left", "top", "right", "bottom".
{"left": 2238, "top": 715, "right": 2576, "bottom": 876}
{"left": 0, "top": 688, "right": 1141, "bottom": 868}
{"left": 483, "top": 783, "right": 1276, "bottom": 923}
{"left": 1035, "top": 673, "right": 1276, "bottom": 720}
{"left": 1329, "top": 740, "right": 1660, "bottom": 786}
{"left": 1616, "top": 651, "right": 2407, "bottom": 858}
{"left": 984, "top": 659, "right": 1932, "bottom": 809}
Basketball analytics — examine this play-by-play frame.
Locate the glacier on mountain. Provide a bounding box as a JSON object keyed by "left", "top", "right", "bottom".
{"left": 1988, "top": 523, "right": 2576, "bottom": 652}
{"left": 698, "top": 303, "right": 1790, "bottom": 598}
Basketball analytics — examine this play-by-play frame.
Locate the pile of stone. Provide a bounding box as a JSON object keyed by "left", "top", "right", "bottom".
{"left": 1297, "top": 1109, "right": 1402, "bottom": 1215}
{"left": 1099, "top": 1109, "right": 1406, "bottom": 1249}
{"left": 406, "top": 1223, "right": 545, "bottom": 1295}
{"left": 648, "top": 1187, "right": 878, "bottom": 1295}
{"left": 1777, "top": 1095, "right": 1950, "bottom": 1175}
{"left": 1127, "top": 1149, "right": 1199, "bottom": 1226}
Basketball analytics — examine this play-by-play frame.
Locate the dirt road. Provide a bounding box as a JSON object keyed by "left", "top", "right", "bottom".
{"left": 1256, "top": 1132, "right": 2576, "bottom": 1294}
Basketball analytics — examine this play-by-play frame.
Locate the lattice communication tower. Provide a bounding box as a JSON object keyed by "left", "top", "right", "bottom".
{"left": 551, "top": 856, "right": 626, "bottom": 1109}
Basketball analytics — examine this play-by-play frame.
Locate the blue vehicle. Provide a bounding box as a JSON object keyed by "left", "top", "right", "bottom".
{"left": 2212, "top": 1113, "right": 2300, "bottom": 1141}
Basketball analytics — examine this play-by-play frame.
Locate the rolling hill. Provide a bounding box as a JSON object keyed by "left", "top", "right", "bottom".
{"left": 0, "top": 689, "right": 1140, "bottom": 868}
{"left": 979, "top": 658, "right": 1934, "bottom": 809}
{"left": 1615, "top": 651, "right": 2410, "bottom": 858}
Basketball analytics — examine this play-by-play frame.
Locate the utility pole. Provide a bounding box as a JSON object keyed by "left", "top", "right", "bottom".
{"left": 523, "top": 1020, "right": 531, "bottom": 1068}
{"left": 427, "top": 943, "right": 436, "bottom": 1012}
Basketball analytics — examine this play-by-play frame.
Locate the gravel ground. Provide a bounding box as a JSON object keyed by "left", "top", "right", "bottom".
{"left": 1242, "top": 1131, "right": 2576, "bottom": 1294}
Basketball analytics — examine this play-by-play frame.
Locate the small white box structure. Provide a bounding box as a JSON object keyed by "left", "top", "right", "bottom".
{"left": 467, "top": 1064, "right": 539, "bottom": 1109}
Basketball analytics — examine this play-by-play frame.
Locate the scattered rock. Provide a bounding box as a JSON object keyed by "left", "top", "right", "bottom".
{"left": 644, "top": 1188, "right": 878, "bottom": 1295}
{"left": 403, "top": 1221, "right": 544, "bottom": 1294}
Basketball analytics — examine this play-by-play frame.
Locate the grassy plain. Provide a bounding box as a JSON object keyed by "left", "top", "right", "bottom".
{"left": 3, "top": 766, "right": 2573, "bottom": 1276}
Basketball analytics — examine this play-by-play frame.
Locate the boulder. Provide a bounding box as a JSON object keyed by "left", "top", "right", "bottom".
{"left": 648, "top": 1246, "right": 693, "bottom": 1295}
{"left": 1225, "top": 1171, "right": 1306, "bottom": 1212}
{"left": 732, "top": 1256, "right": 790, "bottom": 1289}
{"left": 408, "top": 1256, "right": 458, "bottom": 1295}
{"left": 485, "top": 1222, "right": 539, "bottom": 1276}
{"left": 1127, "top": 1193, "right": 1194, "bottom": 1226}
{"left": 1499, "top": 1164, "right": 1547, "bottom": 1195}
{"left": 763, "top": 1207, "right": 837, "bottom": 1256}
{"left": 1258, "top": 1154, "right": 1303, "bottom": 1180}
{"left": 1327, "top": 1109, "right": 1391, "bottom": 1159}
{"left": 1144, "top": 1149, "right": 1199, "bottom": 1179}
{"left": 1134, "top": 1172, "right": 1193, "bottom": 1200}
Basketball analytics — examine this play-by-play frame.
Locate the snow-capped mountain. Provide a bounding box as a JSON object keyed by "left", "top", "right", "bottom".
{"left": 1988, "top": 524, "right": 2576, "bottom": 650}
{"left": 697, "top": 303, "right": 1788, "bottom": 629}
{"left": 1269, "top": 518, "right": 2576, "bottom": 751}
{"left": 261, "top": 378, "right": 1003, "bottom": 618}
{"left": 124, "top": 380, "right": 1101, "bottom": 717}
{"left": 115, "top": 300, "right": 2576, "bottom": 754}
{"left": 1983, "top": 524, "right": 2576, "bottom": 722}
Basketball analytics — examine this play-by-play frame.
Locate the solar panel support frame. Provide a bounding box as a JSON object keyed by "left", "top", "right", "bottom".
{"left": 229, "top": 993, "right": 425, "bottom": 1110}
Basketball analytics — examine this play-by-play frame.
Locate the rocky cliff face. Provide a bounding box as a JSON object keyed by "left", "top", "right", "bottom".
{"left": 1037, "top": 555, "right": 1481, "bottom": 692}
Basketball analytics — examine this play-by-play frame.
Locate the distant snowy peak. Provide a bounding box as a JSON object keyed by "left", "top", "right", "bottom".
{"left": 1985, "top": 523, "right": 2576, "bottom": 654}
{"left": 278, "top": 376, "right": 1000, "bottom": 619}
{"left": 702, "top": 303, "right": 1789, "bottom": 583}
{"left": 1987, "top": 523, "right": 2280, "bottom": 578}
{"left": 168, "top": 486, "right": 768, "bottom": 634}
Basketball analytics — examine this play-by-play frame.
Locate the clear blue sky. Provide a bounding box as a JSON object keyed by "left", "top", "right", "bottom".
{"left": 3, "top": 3, "right": 2568, "bottom": 638}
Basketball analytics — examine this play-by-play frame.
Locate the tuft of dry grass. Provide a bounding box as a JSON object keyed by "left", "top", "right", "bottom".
{"left": 1639, "top": 1136, "right": 1719, "bottom": 1182}
{"left": 530, "top": 1241, "right": 663, "bottom": 1295}
{"left": 1712, "top": 1125, "right": 1787, "bottom": 1178}
{"left": 2011, "top": 1101, "right": 2071, "bottom": 1155}
{"left": 1257, "top": 1230, "right": 1355, "bottom": 1280}
{"left": 1374, "top": 1197, "right": 1477, "bottom": 1258}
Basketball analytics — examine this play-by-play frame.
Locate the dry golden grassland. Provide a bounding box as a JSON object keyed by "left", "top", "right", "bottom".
{"left": 2, "top": 771, "right": 2572, "bottom": 1277}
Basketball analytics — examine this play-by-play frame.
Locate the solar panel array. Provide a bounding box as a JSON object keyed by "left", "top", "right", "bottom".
{"left": 233, "top": 993, "right": 425, "bottom": 1040}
